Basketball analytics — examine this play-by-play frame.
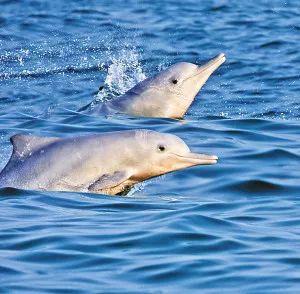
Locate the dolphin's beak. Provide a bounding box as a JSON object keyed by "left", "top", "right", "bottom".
{"left": 137, "top": 151, "right": 218, "bottom": 181}
{"left": 182, "top": 53, "right": 226, "bottom": 110}
{"left": 175, "top": 152, "right": 218, "bottom": 165}
{"left": 196, "top": 53, "right": 226, "bottom": 76}
{"left": 168, "top": 152, "right": 218, "bottom": 171}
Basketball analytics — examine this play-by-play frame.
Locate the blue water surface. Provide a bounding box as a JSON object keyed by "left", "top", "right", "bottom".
{"left": 0, "top": 0, "right": 300, "bottom": 293}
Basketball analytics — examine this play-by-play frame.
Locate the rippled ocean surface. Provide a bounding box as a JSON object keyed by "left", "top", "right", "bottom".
{"left": 1, "top": 0, "right": 300, "bottom": 293}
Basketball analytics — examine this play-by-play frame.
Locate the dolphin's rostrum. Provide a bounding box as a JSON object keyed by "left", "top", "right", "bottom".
{"left": 0, "top": 130, "right": 218, "bottom": 195}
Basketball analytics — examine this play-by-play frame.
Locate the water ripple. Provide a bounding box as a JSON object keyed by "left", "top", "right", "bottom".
{"left": 1, "top": 0, "right": 300, "bottom": 292}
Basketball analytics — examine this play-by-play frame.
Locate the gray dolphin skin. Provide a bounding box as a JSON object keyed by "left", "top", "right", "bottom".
{"left": 83, "top": 53, "right": 226, "bottom": 118}
{"left": 0, "top": 130, "right": 218, "bottom": 195}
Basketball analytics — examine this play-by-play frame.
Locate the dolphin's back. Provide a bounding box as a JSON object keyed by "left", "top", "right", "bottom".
{"left": 0, "top": 131, "right": 140, "bottom": 191}
{"left": 0, "top": 134, "right": 96, "bottom": 190}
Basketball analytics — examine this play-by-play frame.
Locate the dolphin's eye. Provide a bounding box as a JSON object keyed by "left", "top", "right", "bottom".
{"left": 158, "top": 145, "right": 166, "bottom": 152}
{"left": 172, "top": 79, "right": 178, "bottom": 85}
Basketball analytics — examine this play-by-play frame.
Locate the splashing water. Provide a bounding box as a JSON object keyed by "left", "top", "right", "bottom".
{"left": 0, "top": 39, "right": 104, "bottom": 81}
{"left": 94, "top": 47, "right": 146, "bottom": 103}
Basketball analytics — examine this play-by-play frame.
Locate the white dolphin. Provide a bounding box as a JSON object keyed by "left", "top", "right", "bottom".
{"left": 0, "top": 130, "right": 218, "bottom": 195}
{"left": 82, "top": 53, "right": 226, "bottom": 118}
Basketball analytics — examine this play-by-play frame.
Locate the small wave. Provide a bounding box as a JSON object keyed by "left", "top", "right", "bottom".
{"left": 0, "top": 187, "right": 34, "bottom": 197}
{"left": 234, "top": 148, "right": 300, "bottom": 161}
{"left": 0, "top": 65, "right": 101, "bottom": 80}
{"left": 228, "top": 179, "right": 284, "bottom": 194}
{"left": 259, "top": 40, "right": 285, "bottom": 48}
{"left": 209, "top": 4, "right": 227, "bottom": 11}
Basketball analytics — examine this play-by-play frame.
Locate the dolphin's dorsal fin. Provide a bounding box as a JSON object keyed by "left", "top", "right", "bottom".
{"left": 10, "top": 134, "right": 60, "bottom": 159}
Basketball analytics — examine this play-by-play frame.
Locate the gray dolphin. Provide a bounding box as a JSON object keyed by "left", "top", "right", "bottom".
{"left": 0, "top": 130, "right": 218, "bottom": 195}
{"left": 82, "top": 53, "right": 226, "bottom": 118}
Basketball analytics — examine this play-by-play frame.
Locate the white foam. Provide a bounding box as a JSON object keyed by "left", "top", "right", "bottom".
{"left": 94, "top": 47, "right": 146, "bottom": 103}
